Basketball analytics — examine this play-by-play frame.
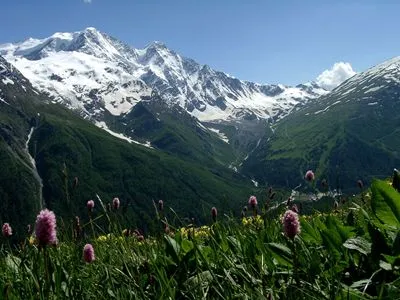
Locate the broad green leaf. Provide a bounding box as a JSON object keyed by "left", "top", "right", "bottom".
{"left": 267, "top": 242, "right": 293, "bottom": 267}
{"left": 181, "top": 239, "right": 193, "bottom": 253}
{"left": 164, "top": 235, "right": 180, "bottom": 263}
{"left": 320, "top": 229, "right": 342, "bottom": 260}
{"left": 382, "top": 254, "right": 400, "bottom": 266}
{"left": 5, "top": 255, "right": 21, "bottom": 275}
{"left": 371, "top": 179, "right": 400, "bottom": 227}
{"left": 392, "top": 168, "right": 400, "bottom": 192}
{"left": 343, "top": 237, "right": 371, "bottom": 255}
{"left": 184, "top": 271, "right": 213, "bottom": 289}
{"left": 368, "top": 222, "right": 391, "bottom": 259}
{"left": 300, "top": 218, "right": 321, "bottom": 243}
{"left": 393, "top": 231, "right": 400, "bottom": 255}
{"left": 379, "top": 260, "right": 392, "bottom": 271}
{"left": 325, "top": 215, "right": 354, "bottom": 241}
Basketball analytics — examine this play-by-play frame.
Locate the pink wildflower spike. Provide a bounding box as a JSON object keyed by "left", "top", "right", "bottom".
{"left": 357, "top": 180, "right": 364, "bottom": 189}
{"left": 305, "top": 170, "right": 315, "bottom": 182}
{"left": 35, "top": 209, "right": 57, "bottom": 246}
{"left": 87, "top": 200, "right": 95, "bottom": 212}
{"left": 282, "top": 210, "right": 301, "bottom": 239}
{"left": 83, "top": 244, "right": 95, "bottom": 263}
{"left": 2, "top": 223, "right": 12, "bottom": 237}
{"left": 248, "top": 196, "right": 257, "bottom": 209}
{"left": 73, "top": 177, "right": 79, "bottom": 189}
{"left": 164, "top": 224, "right": 170, "bottom": 234}
{"left": 112, "top": 197, "right": 120, "bottom": 210}
{"left": 211, "top": 207, "right": 217, "bottom": 222}
{"left": 158, "top": 200, "right": 164, "bottom": 211}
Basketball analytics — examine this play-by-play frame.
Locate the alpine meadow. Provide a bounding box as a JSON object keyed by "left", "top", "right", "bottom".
{"left": 1, "top": 2, "right": 400, "bottom": 299}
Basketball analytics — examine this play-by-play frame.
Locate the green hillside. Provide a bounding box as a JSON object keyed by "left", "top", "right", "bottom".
{"left": 0, "top": 57, "right": 253, "bottom": 237}
{"left": 242, "top": 63, "right": 400, "bottom": 192}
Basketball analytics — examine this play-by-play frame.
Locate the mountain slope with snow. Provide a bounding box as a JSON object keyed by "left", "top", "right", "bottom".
{"left": 0, "top": 52, "right": 253, "bottom": 235}
{"left": 242, "top": 56, "right": 400, "bottom": 190}
{"left": 0, "top": 27, "right": 328, "bottom": 123}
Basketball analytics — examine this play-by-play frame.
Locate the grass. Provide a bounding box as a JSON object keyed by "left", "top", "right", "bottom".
{"left": 1, "top": 176, "right": 400, "bottom": 299}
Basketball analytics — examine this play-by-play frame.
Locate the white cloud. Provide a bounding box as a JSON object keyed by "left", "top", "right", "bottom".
{"left": 316, "top": 62, "right": 356, "bottom": 91}
{"left": 83, "top": 0, "right": 92, "bottom": 3}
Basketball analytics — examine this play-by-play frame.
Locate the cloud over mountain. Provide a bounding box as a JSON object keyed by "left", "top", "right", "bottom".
{"left": 316, "top": 62, "right": 356, "bottom": 91}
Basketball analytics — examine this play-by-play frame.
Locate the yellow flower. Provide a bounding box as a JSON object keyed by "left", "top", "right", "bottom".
{"left": 28, "top": 236, "right": 35, "bottom": 245}
{"left": 242, "top": 215, "right": 264, "bottom": 228}
{"left": 97, "top": 235, "right": 109, "bottom": 242}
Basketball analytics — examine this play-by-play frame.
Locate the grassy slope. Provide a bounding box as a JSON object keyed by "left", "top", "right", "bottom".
{"left": 242, "top": 86, "right": 400, "bottom": 192}
{"left": 0, "top": 77, "right": 253, "bottom": 236}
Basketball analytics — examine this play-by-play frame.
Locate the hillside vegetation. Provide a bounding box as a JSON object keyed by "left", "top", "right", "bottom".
{"left": 1, "top": 172, "right": 400, "bottom": 299}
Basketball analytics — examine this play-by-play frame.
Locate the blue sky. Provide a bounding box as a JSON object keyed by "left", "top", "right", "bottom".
{"left": 1, "top": 0, "right": 400, "bottom": 86}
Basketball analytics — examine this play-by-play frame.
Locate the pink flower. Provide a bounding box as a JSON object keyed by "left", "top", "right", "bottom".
{"left": 357, "top": 180, "right": 364, "bottom": 189}
{"left": 35, "top": 209, "right": 57, "bottom": 246}
{"left": 83, "top": 244, "right": 95, "bottom": 263}
{"left": 248, "top": 196, "right": 258, "bottom": 209}
{"left": 112, "top": 197, "right": 120, "bottom": 210}
{"left": 2, "top": 223, "right": 12, "bottom": 237}
{"left": 87, "top": 200, "right": 95, "bottom": 212}
{"left": 211, "top": 207, "right": 217, "bottom": 222}
{"left": 305, "top": 170, "right": 315, "bottom": 182}
{"left": 158, "top": 200, "right": 164, "bottom": 211}
{"left": 73, "top": 177, "right": 79, "bottom": 189}
{"left": 282, "top": 210, "right": 301, "bottom": 239}
{"left": 164, "top": 224, "right": 170, "bottom": 234}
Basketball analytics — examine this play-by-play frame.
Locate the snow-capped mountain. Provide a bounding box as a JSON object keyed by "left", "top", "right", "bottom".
{"left": 242, "top": 55, "right": 400, "bottom": 189}
{"left": 0, "top": 27, "right": 328, "bottom": 122}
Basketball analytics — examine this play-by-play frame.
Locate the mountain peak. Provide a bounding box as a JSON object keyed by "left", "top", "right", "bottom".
{"left": 83, "top": 26, "right": 99, "bottom": 33}
{"left": 0, "top": 29, "right": 328, "bottom": 122}
{"left": 148, "top": 41, "right": 167, "bottom": 48}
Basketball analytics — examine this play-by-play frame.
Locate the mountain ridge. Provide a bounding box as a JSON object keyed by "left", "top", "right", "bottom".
{"left": 0, "top": 27, "right": 328, "bottom": 125}
{"left": 242, "top": 54, "right": 400, "bottom": 191}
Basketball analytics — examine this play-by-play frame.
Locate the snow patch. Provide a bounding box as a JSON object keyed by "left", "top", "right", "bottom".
{"left": 314, "top": 100, "right": 341, "bottom": 115}
{"left": 251, "top": 179, "right": 259, "bottom": 187}
{"left": 0, "top": 96, "right": 9, "bottom": 105}
{"left": 364, "top": 86, "right": 384, "bottom": 94}
{"left": 26, "top": 127, "right": 44, "bottom": 209}
{"left": 367, "top": 102, "right": 378, "bottom": 106}
{"left": 2, "top": 77, "right": 14, "bottom": 85}
{"left": 96, "top": 121, "right": 153, "bottom": 148}
{"left": 208, "top": 127, "right": 229, "bottom": 143}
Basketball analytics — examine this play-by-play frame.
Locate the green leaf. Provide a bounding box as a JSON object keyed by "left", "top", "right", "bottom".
{"left": 392, "top": 168, "right": 400, "bottom": 192}
{"left": 371, "top": 179, "right": 400, "bottom": 227}
{"left": 5, "top": 255, "right": 21, "bottom": 275}
{"left": 379, "top": 260, "right": 392, "bottom": 271}
{"left": 107, "top": 289, "right": 116, "bottom": 298}
{"left": 325, "top": 215, "right": 354, "bottom": 241}
{"left": 368, "top": 222, "right": 391, "bottom": 260}
{"left": 267, "top": 242, "right": 293, "bottom": 267}
{"left": 184, "top": 271, "right": 213, "bottom": 290}
{"left": 181, "top": 239, "right": 194, "bottom": 253}
{"left": 164, "top": 235, "right": 180, "bottom": 263}
{"left": 382, "top": 254, "right": 400, "bottom": 266}
{"left": 300, "top": 218, "right": 322, "bottom": 243}
{"left": 320, "top": 229, "right": 342, "bottom": 260}
{"left": 343, "top": 237, "right": 371, "bottom": 255}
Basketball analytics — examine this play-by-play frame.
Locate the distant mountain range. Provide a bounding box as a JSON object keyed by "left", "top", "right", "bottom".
{"left": 0, "top": 27, "right": 327, "bottom": 124}
{"left": 1, "top": 27, "right": 400, "bottom": 233}
{"left": 0, "top": 54, "right": 255, "bottom": 236}
{"left": 242, "top": 56, "right": 400, "bottom": 190}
